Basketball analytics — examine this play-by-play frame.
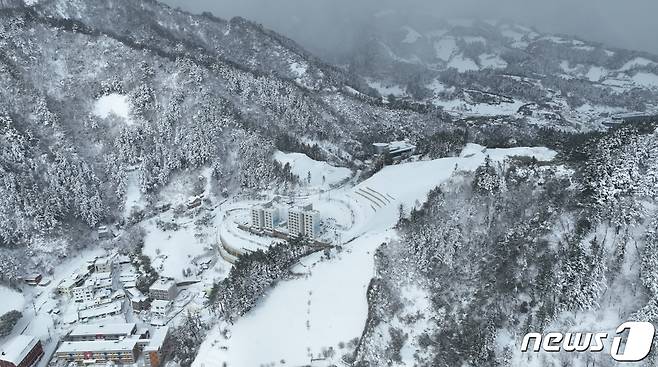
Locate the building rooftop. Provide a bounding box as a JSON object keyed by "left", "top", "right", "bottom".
{"left": 69, "top": 323, "right": 136, "bottom": 338}
{"left": 78, "top": 301, "right": 122, "bottom": 319}
{"left": 149, "top": 278, "right": 175, "bottom": 292}
{"left": 0, "top": 335, "right": 39, "bottom": 365}
{"left": 388, "top": 141, "right": 416, "bottom": 154}
{"left": 144, "top": 327, "right": 169, "bottom": 352}
{"left": 125, "top": 288, "right": 148, "bottom": 302}
{"left": 56, "top": 339, "right": 138, "bottom": 354}
{"left": 94, "top": 257, "right": 110, "bottom": 267}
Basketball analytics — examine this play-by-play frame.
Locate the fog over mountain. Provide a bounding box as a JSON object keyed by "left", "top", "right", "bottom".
{"left": 162, "top": 0, "right": 658, "bottom": 58}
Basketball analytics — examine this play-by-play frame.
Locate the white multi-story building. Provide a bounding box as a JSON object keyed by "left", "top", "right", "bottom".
{"left": 251, "top": 203, "right": 281, "bottom": 231}
{"left": 288, "top": 204, "right": 320, "bottom": 239}
{"left": 149, "top": 278, "right": 178, "bottom": 301}
{"left": 251, "top": 206, "right": 265, "bottom": 229}
{"left": 94, "top": 257, "right": 113, "bottom": 273}
{"left": 287, "top": 209, "right": 304, "bottom": 237}
{"left": 303, "top": 210, "right": 320, "bottom": 239}
{"left": 72, "top": 283, "right": 95, "bottom": 303}
{"left": 151, "top": 300, "right": 172, "bottom": 317}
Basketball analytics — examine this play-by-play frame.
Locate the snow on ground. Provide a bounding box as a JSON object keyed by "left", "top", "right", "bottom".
{"left": 290, "top": 62, "right": 308, "bottom": 78}
{"left": 142, "top": 211, "right": 213, "bottom": 279}
{"left": 632, "top": 72, "right": 658, "bottom": 88}
{"left": 620, "top": 57, "right": 655, "bottom": 71}
{"left": 463, "top": 36, "right": 486, "bottom": 44}
{"left": 194, "top": 231, "right": 392, "bottom": 367}
{"left": 401, "top": 26, "right": 422, "bottom": 43}
{"left": 586, "top": 66, "right": 607, "bottom": 82}
{"left": 123, "top": 170, "right": 145, "bottom": 219}
{"left": 434, "top": 37, "right": 457, "bottom": 61}
{"left": 0, "top": 286, "right": 24, "bottom": 315}
{"left": 432, "top": 97, "right": 524, "bottom": 117}
{"left": 274, "top": 151, "right": 352, "bottom": 188}
{"left": 366, "top": 79, "right": 407, "bottom": 97}
{"left": 559, "top": 60, "right": 578, "bottom": 74}
{"left": 479, "top": 54, "right": 508, "bottom": 69}
{"left": 93, "top": 93, "right": 133, "bottom": 125}
{"left": 427, "top": 79, "right": 449, "bottom": 94}
{"left": 500, "top": 27, "right": 524, "bottom": 42}
{"left": 447, "top": 54, "right": 479, "bottom": 72}
{"left": 194, "top": 144, "right": 558, "bottom": 366}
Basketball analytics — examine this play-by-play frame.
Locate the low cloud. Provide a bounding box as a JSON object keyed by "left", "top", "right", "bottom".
{"left": 162, "top": 0, "right": 658, "bottom": 56}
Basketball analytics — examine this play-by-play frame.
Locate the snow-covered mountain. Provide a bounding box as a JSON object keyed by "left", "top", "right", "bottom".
{"left": 2, "top": 2, "right": 658, "bottom": 367}
{"left": 0, "top": 0, "right": 457, "bottom": 255}
{"left": 346, "top": 14, "right": 658, "bottom": 128}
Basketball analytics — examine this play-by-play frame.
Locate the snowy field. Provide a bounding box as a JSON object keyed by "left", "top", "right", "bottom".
{"left": 142, "top": 211, "right": 215, "bottom": 279}
{"left": 194, "top": 144, "right": 557, "bottom": 366}
{"left": 0, "top": 286, "right": 24, "bottom": 315}
{"left": 93, "top": 93, "right": 134, "bottom": 125}
{"left": 274, "top": 151, "right": 352, "bottom": 188}
{"left": 194, "top": 231, "right": 392, "bottom": 367}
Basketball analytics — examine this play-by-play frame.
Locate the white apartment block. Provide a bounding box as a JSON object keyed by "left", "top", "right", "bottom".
{"left": 251, "top": 207, "right": 264, "bottom": 229}
{"left": 303, "top": 210, "right": 320, "bottom": 239}
{"left": 94, "top": 257, "right": 113, "bottom": 273}
{"left": 288, "top": 204, "right": 320, "bottom": 239}
{"left": 251, "top": 203, "right": 281, "bottom": 230}
{"left": 72, "top": 283, "right": 95, "bottom": 303}
{"left": 151, "top": 300, "right": 172, "bottom": 317}
{"left": 288, "top": 210, "right": 304, "bottom": 237}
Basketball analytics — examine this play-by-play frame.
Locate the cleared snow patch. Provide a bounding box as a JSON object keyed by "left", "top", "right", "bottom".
{"left": 274, "top": 151, "right": 351, "bottom": 188}
{"left": 93, "top": 93, "right": 133, "bottom": 125}
{"left": 0, "top": 286, "right": 24, "bottom": 315}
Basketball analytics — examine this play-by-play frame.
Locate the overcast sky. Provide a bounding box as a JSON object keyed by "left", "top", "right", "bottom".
{"left": 162, "top": 0, "right": 658, "bottom": 57}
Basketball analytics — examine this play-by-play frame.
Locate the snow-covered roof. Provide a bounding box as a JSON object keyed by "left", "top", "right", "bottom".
{"left": 149, "top": 278, "right": 175, "bottom": 292}
{"left": 124, "top": 288, "right": 147, "bottom": 302}
{"left": 0, "top": 335, "right": 39, "bottom": 365}
{"left": 372, "top": 141, "right": 416, "bottom": 155}
{"left": 69, "top": 323, "right": 136, "bottom": 338}
{"left": 144, "top": 327, "right": 169, "bottom": 352}
{"left": 56, "top": 339, "right": 138, "bottom": 354}
{"left": 388, "top": 141, "right": 416, "bottom": 154}
{"left": 94, "top": 257, "right": 110, "bottom": 267}
{"left": 78, "top": 301, "right": 122, "bottom": 319}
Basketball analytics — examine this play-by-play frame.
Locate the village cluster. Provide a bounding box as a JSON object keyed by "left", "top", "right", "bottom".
{"left": 0, "top": 247, "right": 195, "bottom": 367}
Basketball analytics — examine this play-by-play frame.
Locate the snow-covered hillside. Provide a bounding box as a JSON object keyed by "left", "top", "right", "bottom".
{"left": 350, "top": 16, "right": 658, "bottom": 128}
{"left": 194, "top": 144, "right": 557, "bottom": 366}
{"left": 274, "top": 151, "right": 352, "bottom": 189}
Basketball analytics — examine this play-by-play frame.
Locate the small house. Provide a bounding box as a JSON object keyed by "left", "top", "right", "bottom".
{"left": 22, "top": 274, "right": 42, "bottom": 286}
